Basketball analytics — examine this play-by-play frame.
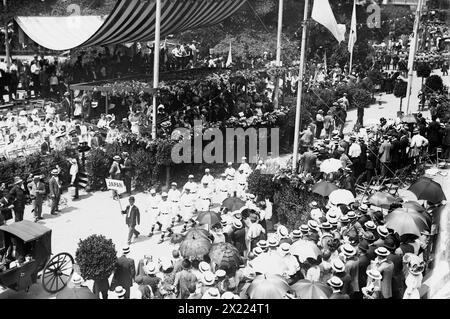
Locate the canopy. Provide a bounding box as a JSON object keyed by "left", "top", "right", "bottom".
{"left": 16, "top": 0, "right": 245, "bottom": 51}
{"left": 0, "top": 220, "right": 51, "bottom": 243}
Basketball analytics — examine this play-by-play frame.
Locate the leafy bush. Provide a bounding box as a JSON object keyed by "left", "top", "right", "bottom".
{"left": 352, "top": 88, "right": 372, "bottom": 109}
{"left": 425, "top": 75, "right": 444, "bottom": 93}
{"left": 247, "top": 170, "right": 276, "bottom": 201}
{"left": 85, "top": 148, "right": 111, "bottom": 190}
{"left": 394, "top": 80, "right": 407, "bottom": 98}
{"left": 75, "top": 234, "right": 117, "bottom": 281}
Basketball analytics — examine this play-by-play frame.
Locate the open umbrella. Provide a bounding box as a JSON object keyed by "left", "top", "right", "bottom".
{"left": 397, "top": 189, "right": 418, "bottom": 202}
{"left": 222, "top": 197, "right": 246, "bottom": 212}
{"left": 320, "top": 158, "right": 342, "bottom": 174}
{"left": 290, "top": 240, "right": 322, "bottom": 263}
{"left": 179, "top": 227, "right": 212, "bottom": 260}
{"left": 311, "top": 181, "right": 338, "bottom": 197}
{"left": 56, "top": 286, "right": 99, "bottom": 299}
{"left": 209, "top": 242, "right": 243, "bottom": 273}
{"left": 196, "top": 211, "right": 221, "bottom": 226}
{"left": 247, "top": 274, "right": 290, "bottom": 299}
{"left": 369, "top": 192, "right": 398, "bottom": 209}
{"left": 329, "top": 189, "right": 355, "bottom": 206}
{"left": 408, "top": 177, "right": 446, "bottom": 204}
{"left": 250, "top": 253, "right": 289, "bottom": 275}
{"left": 402, "top": 201, "right": 426, "bottom": 213}
{"left": 290, "top": 279, "right": 332, "bottom": 299}
{"left": 385, "top": 208, "right": 430, "bottom": 236}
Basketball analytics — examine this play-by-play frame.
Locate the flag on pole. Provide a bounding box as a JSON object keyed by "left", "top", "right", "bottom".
{"left": 226, "top": 41, "right": 232, "bottom": 67}
{"left": 312, "top": 0, "right": 346, "bottom": 43}
{"left": 348, "top": 0, "right": 357, "bottom": 53}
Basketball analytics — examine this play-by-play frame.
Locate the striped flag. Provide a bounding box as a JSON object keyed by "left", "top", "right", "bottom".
{"left": 312, "top": 0, "right": 346, "bottom": 43}
{"left": 348, "top": 0, "right": 357, "bottom": 54}
{"left": 226, "top": 41, "right": 232, "bottom": 67}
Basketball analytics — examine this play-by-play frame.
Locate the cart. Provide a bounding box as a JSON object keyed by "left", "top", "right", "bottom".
{"left": 0, "top": 220, "right": 74, "bottom": 293}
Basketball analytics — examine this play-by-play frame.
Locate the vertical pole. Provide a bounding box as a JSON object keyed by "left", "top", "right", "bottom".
{"left": 405, "top": 0, "right": 423, "bottom": 114}
{"left": 151, "top": 0, "right": 161, "bottom": 140}
{"left": 105, "top": 91, "right": 109, "bottom": 115}
{"left": 273, "top": 0, "right": 284, "bottom": 109}
{"left": 292, "top": 0, "right": 309, "bottom": 173}
{"left": 3, "top": 0, "right": 10, "bottom": 72}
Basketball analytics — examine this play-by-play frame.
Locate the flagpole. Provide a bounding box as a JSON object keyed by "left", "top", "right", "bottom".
{"left": 348, "top": 0, "right": 357, "bottom": 75}
{"left": 151, "top": 0, "right": 162, "bottom": 140}
{"left": 273, "top": 0, "right": 284, "bottom": 109}
{"left": 292, "top": 0, "right": 309, "bottom": 173}
{"left": 405, "top": 0, "right": 423, "bottom": 114}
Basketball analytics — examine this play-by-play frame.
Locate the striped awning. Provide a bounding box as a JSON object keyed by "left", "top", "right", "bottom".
{"left": 15, "top": 0, "right": 245, "bottom": 51}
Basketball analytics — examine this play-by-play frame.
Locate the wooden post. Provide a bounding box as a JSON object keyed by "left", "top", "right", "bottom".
{"left": 105, "top": 92, "right": 109, "bottom": 115}
{"left": 292, "top": 0, "right": 309, "bottom": 173}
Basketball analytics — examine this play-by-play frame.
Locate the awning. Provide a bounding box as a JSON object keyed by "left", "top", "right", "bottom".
{"left": 15, "top": 0, "right": 245, "bottom": 51}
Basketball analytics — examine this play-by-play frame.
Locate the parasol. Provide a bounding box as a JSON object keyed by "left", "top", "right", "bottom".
{"left": 369, "top": 192, "right": 398, "bottom": 209}
{"left": 320, "top": 158, "right": 343, "bottom": 174}
{"left": 311, "top": 181, "right": 339, "bottom": 197}
{"left": 290, "top": 279, "right": 332, "bottom": 299}
{"left": 397, "top": 189, "right": 418, "bottom": 202}
{"left": 385, "top": 208, "right": 430, "bottom": 236}
{"left": 209, "top": 242, "right": 243, "bottom": 273}
{"left": 402, "top": 201, "right": 426, "bottom": 213}
{"left": 247, "top": 274, "right": 290, "bottom": 299}
{"left": 329, "top": 189, "right": 355, "bottom": 206}
{"left": 196, "top": 211, "right": 221, "bottom": 226}
{"left": 222, "top": 197, "right": 246, "bottom": 212}
{"left": 290, "top": 240, "right": 322, "bottom": 263}
{"left": 179, "top": 227, "right": 212, "bottom": 260}
{"left": 249, "top": 253, "right": 289, "bottom": 275}
{"left": 408, "top": 177, "right": 446, "bottom": 204}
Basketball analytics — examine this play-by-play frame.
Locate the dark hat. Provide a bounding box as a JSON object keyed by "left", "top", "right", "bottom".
{"left": 362, "top": 232, "right": 376, "bottom": 242}
{"left": 358, "top": 240, "right": 369, "bottom": 252}
{"left": 383, "top": 238, "right": 397, "bottom": 251}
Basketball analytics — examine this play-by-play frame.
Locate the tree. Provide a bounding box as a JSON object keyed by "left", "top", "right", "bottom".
{"left": 393, "top": 79, "right": 407, "bottom": 111}
{"left": 75, "top": 234, "right": 117, "bottom": 282}
{"left": 425, "top": 75, "right": 444, "bottom": 94}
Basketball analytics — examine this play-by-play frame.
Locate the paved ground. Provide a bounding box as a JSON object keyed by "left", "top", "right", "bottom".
{"left": 0, "top": 69, "right": 448, "bottom": 299}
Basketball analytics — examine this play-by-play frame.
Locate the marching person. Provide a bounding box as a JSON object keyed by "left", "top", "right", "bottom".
{"left": 224, "top": 162, "right": 235, "bottom": 177}
{"left": 180, "top": 186, "right": 196, "bottom": 232}
{"left": 150, "top": 192, "right": 173, "bottom": 244}
{"left": 197, "top": 181, "right": 212, "bottom": 212}
{"left": 27, "top": 175, "right": 46, "bottom": 222}
{"left": 183, "top": 174, "right": 197, "bottom": 194}
{"left": 69, "top": 158, "right": 79, "bottom": 200}
{"left": 238, "top": 157, "right": 252, "bottom": 177}
{"left": 49, "top": 168, "right": 61, "bottom": 215}
{"left": 8, "top": 176, "right": 27, "bottom": 222}
{"left": 225, "top": 172, "right": 236, "bottom": 197}
{"left": 121, "top": 196, "right": 141, "bottom": 245}
{"left": 201, "top": 169, "right": 214, "bottom": 191}
{"left": 111, "top": 246, "right": 136, "bottom": 299}
{"left": 234, "top": 168, "right": 247, "bottom": 198}
{"left": 146, "top": 189, "right": 160, "bottom": 234}
{"left": 214, "top": 173, "right": 229, "bottom": 204}
{"left": 120, "top": 152, "right": 133, "bottom": 196}
{"left": 168, "top": 182, "right": 182, "bottom": 223}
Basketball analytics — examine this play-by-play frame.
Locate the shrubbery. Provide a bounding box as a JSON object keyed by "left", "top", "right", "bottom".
{"left": 247, "top": 170, "right": 276, "bottom": 201}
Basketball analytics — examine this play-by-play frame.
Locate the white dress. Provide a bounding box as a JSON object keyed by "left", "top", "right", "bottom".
{"left": 403, "top": 273, "right": 422, "bottom": 299}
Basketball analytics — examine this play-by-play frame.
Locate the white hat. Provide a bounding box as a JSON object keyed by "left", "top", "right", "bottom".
{"left": 221, "top": 291, "right": 235, "bottom": 299}
{"left": 71, "top": 273, "right": 83, "bottom": 285}
{"left": 242, "top": 156, "right": 247, "bottom": 160}
{"left": 144, "top": 262, "right": 158, "bottom": 275}
{"left": 161, "top": 192, "right": 168, "bottom": 197}
{"left": 331, "top": 258, "right": 345, "bottom": 273}
{"left": 375, "top": 246, "right": 390, "bottom": 257}
{"left": 171, "top": 182, "right": 177, "bottom": 186}
{"left": 199, "top": 261, "right": 211, "bottom": 273}
{"left": 205, "top": 168, "right": 210, "bottom": 173}
{"left": 366, "top": 269, "right": 382, "bottom": 280}
{"left": 115, "top": 286, "right": 126, "bottom": 298}
{"left": 277, "top": 225, "right": 289, "bottom": 238}
{"left": 341, "top": 243, "right": 356, "bottom": 257}
{"left": 202, "top": 271, "right": 216, "bottom": 285}
{"left": 247, "top": 194, "right": 256, "bottom": 199}
{"left": 188, "top": 174, "right": 194, "bottom": 178}
{"left": 279, "top": 242, "right": 291, "bottom": 255}
{"left": 122, "top": 246, "right": 130, "bottom": 254}
{"left": 215, "top": 269, "right": 226, "bottom": 278}
{"left": 228, "top": 162, "right": 233, "bottom": 166}
{"left": 268, "top": 236, "right": 279, "bottom": 247}
{"left": 252, "top": 247, "right": 263, "bottom": 256}
{"left": 232, "top": 219, "right": 243, "bottom": 229}
{"left": 327, "top": 276, "right": 343, "bottom": 288}
{"left": 150, "top": 189, "right": 156, "bottom": 194}
{"left": 203, "top": 287, "right": 220, "bottom": 299}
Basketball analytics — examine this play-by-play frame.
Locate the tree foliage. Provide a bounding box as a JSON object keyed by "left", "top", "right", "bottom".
{"left": 425, "top": 75, "right": 444, "bottom": 94}
{"left": 75, "top": 234, "right": 117, "bottom": 281}
{"left": 394, "top": 79, "right": 407, "bottom": 98}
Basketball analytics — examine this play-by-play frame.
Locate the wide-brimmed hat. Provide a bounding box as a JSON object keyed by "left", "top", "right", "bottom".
{"left": 292, "top": 229, "right": 302, "bottom": 238}
{"left": 362, "top": 232, "right": 376, "bottom": 242}
{"left": 188, "top": 174, "right": 194, "bottom": 179}
{"left": 171, "top": 182, "right": 177, "bottom": 187}
{"left": 202, "top": 271, "right": 216, "bottom": 285}
{"left": 144, "top": 262, "right": 158, "bottom": 275}
{"left": 308, "top": 220, "right": 319, "bottom": 231}
{"left": 71, "top": 273, "right": 83, "bottom": 285}
{"left": 115, "top": 286, "right": 126, "bottom": 298}
{"left": 347, "top": 211, "right": 357, "bottom": 220}
{"left": 252, "top": 247, "right": 263, "bottom": 256}
{"left": 341, "top": 244, "right": 356, "bottom": 257}
{"left": 320, "top": 222, "right": 332, "bottom": 230}
{"left": 331, "top": 259, "right": 345, "bottom": 273}
{"left": 113, "top": 155, "right": 121, "bottom": 161}
{"left": 279, "top": 242, "right": 291, "bottom": 255}
{"left": 268, "top": 236, "right": 280, "bottom": 247}
{"left": 13, "top": 176, "right": 23, "bottom": 185}
{"left": 300, "top": 224, "right": 309, "bottom": 233}
{"left": 375, "top": 247, "right": 390, "bottom": 257}
{"left": 199, "top": 261, "right": 211, "bottom": 273}
{"left": 232, "top": 219, "right": 243, "bottom": 229}
{"left": 364, "top": 221, "right": 376, "bottom": 230}
{"left": 277, "top": 225, "right": 289, "bottom": 238}
{"left": 358, "top": 240, "right": 370, "bottom": 252}
{"left": 327, "top": 276, "right": 343, "bottom": 288}
{"left": 377, "top": 225, "right": 389, "bottom": 238}
{"left": 203, "top": 287, "right": 220, "bottom": 299}
{"left": 51, "top": 169, "right": 59, "bottom": 175}
{"left": 366, "top": 269, "right": 382, "bottom": 280}
{"left": 339, "top": 215, "right": 350, "bottom": 223}
{"left": 309, "top": 201, "right": 318, "bottom": 208}
{"left": 161, "top": 192, "right": 168, "bottom": 197}
{"left": 221, "top": 291, "right": 235, "bottom": 299}
{"left": 150, "top": 189, "right": 156, "bottom": 194}
{"left": 215, "top": 269, "right": 226, "bottom": 279}
{"left": 359, "top": 204, "right": 369, "bottom": 213}
{"left": 257, "top": 240, "right": 268, "bottom": 249}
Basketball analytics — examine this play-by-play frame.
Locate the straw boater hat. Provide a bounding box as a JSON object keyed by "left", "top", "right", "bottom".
{"left": 71, "top": 273, "right": 83, "bottom": 285}
{"left": 359, "top": 204, "right": 369, "bottom": 214}
{"left": 307, "top": 220, "right": 319, "bottom": 232}
{"left": 341, "top": 244, "right": 356, "bottom": 257}
{"left": 115, "top": 286, "right": 126, "bottom": 298}
{"left": 51, "top": 169, "right": 59, "bottom": 175}
{"left": 377, "top": 225, "right": 389, "bottom": 238}
{"left": 364, "top": 221, "right": 376, "bottom": 230}
{"left": 150, "top": 189, "right": 156, "bottom": 194}
{"left": 122, "top": 246, "right": 130, "bottom": 255}
{"left": 203, "top": 287, "right": 220, "bottom": 299}
{"left": 188, "top": 174, "right": 194, "bottom": 179}
{"left": 161, "top": 192, "right": 168, "bottom": 197}
{"left": 366, "top": 269, "right": 382, "bottom": 281}
{"left": 277, "top": 225, "right": 289, "bottom": 239}
{"left": 171, "top": 182, "right": 177, "bottom": 187}
{"left": 339, "top": 215, "right": 350, "bottom": 223}
{"left": 232, "top": 219, "right": 243, "bottom": 229}
{"left": 320, "top": 222, "right": 332, "bottom": 230}
{"left": 309, "top": 201, "right": 318, "bottom": 208}
{"left": 346, "top": 211, "right": 357, "bottom": 220}
{"left": 300, "top": 224, "right": 309, "bottom": 233}
{"left": 257, "top": 240, "right": 268, "bottom": 249}
{"left": 268, "top": 236, "right": 280, "bottom": 247}
{"left": 202, "top": 271, "right": 216, "bottom": 286}
{"left": 113, "top": 155, "right": 121, "bottom": 161}
{"left": 331, "top": 259, "right": 345, "bottom": 273}
{"left": 292, "top": 229, "right": 302, "bottom": 238}
{"left": 215, "top": 269, "right": 226, "bottom": 279}
{"left": 199, "top": 261, "right": 211, "bottom": 273}
{"left": 279, "top": 243, "right": 291, "bottom": 256}
{"left": 252, "top": 247, "right": 263, "bottom": 256}
{"left": 375, "top": 247, "right": 390, "bottom": 257}
{"left": 144, "top": 262, "right": 158, "bottom": 275}
{"left": 327, "top": 276, "right": 343, "bottom": 289}
{"left": 221, "top": 291, "right": 235, "bottom": 299}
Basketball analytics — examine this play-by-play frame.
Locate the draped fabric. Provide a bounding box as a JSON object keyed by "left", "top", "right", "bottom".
{"left": 15, "top": 0, "right": 245, "bottom": 51}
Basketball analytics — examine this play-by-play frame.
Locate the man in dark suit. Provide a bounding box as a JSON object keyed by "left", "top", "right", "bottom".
{"left": 384, "top": 239, "right": 404, "bottom": 299}
{"left": 49, "top": 169, "right": 61, "bottom": 215}
{"left": 120, "top": 152, "right": 133, "bottom": 195}
{"left": 41, "top": 135, "right": 51, "bottom": 155}
{"left": 328, "top": 276, "right": 350, "bottom": 299}
{"left": 62, "top": 92, "right": 72, "bottom": 119}
{"left": 8, "top": 177, "right": 27, "bottom": 222}
{"left": 111, "top": 246, "right": 135, "bottom": 299}
{"left": 27, "top": 175, "right": 46, "bottom": 222}
{"left": 122, "top": 196, "right": 140, "bottom": 245}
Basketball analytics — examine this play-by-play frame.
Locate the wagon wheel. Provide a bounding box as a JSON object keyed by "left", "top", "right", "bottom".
{"left": 42, "top": 253, "right": 74, "bottom": 293}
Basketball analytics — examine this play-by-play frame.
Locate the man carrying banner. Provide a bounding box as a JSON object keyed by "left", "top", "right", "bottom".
{"left": 109, "top": 155, "right": 122, "bottom": 199}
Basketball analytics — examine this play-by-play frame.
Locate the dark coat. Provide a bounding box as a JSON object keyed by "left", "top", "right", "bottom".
{"left": 8, "top": 185, "right": 27, "bottom": 209}
{"left": 358, "top": 253, "right": 371, "bottom": 290}
{"left": 387, "top": 253, "right": 404, "bottom": 299}
{"left": 231, "top": 228, "right": 246, "bottom": 255}
{"left": 111, "top": 255, "right": 136, "bottom": 289}
{"left": 329, "top": 291, "right": 350, "bottom": 299}
{"left": 122, "top": 205, "right": 140, "bottom": 227}
{"left": 121, "top": 158, "right": 133, "bottom": 178}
